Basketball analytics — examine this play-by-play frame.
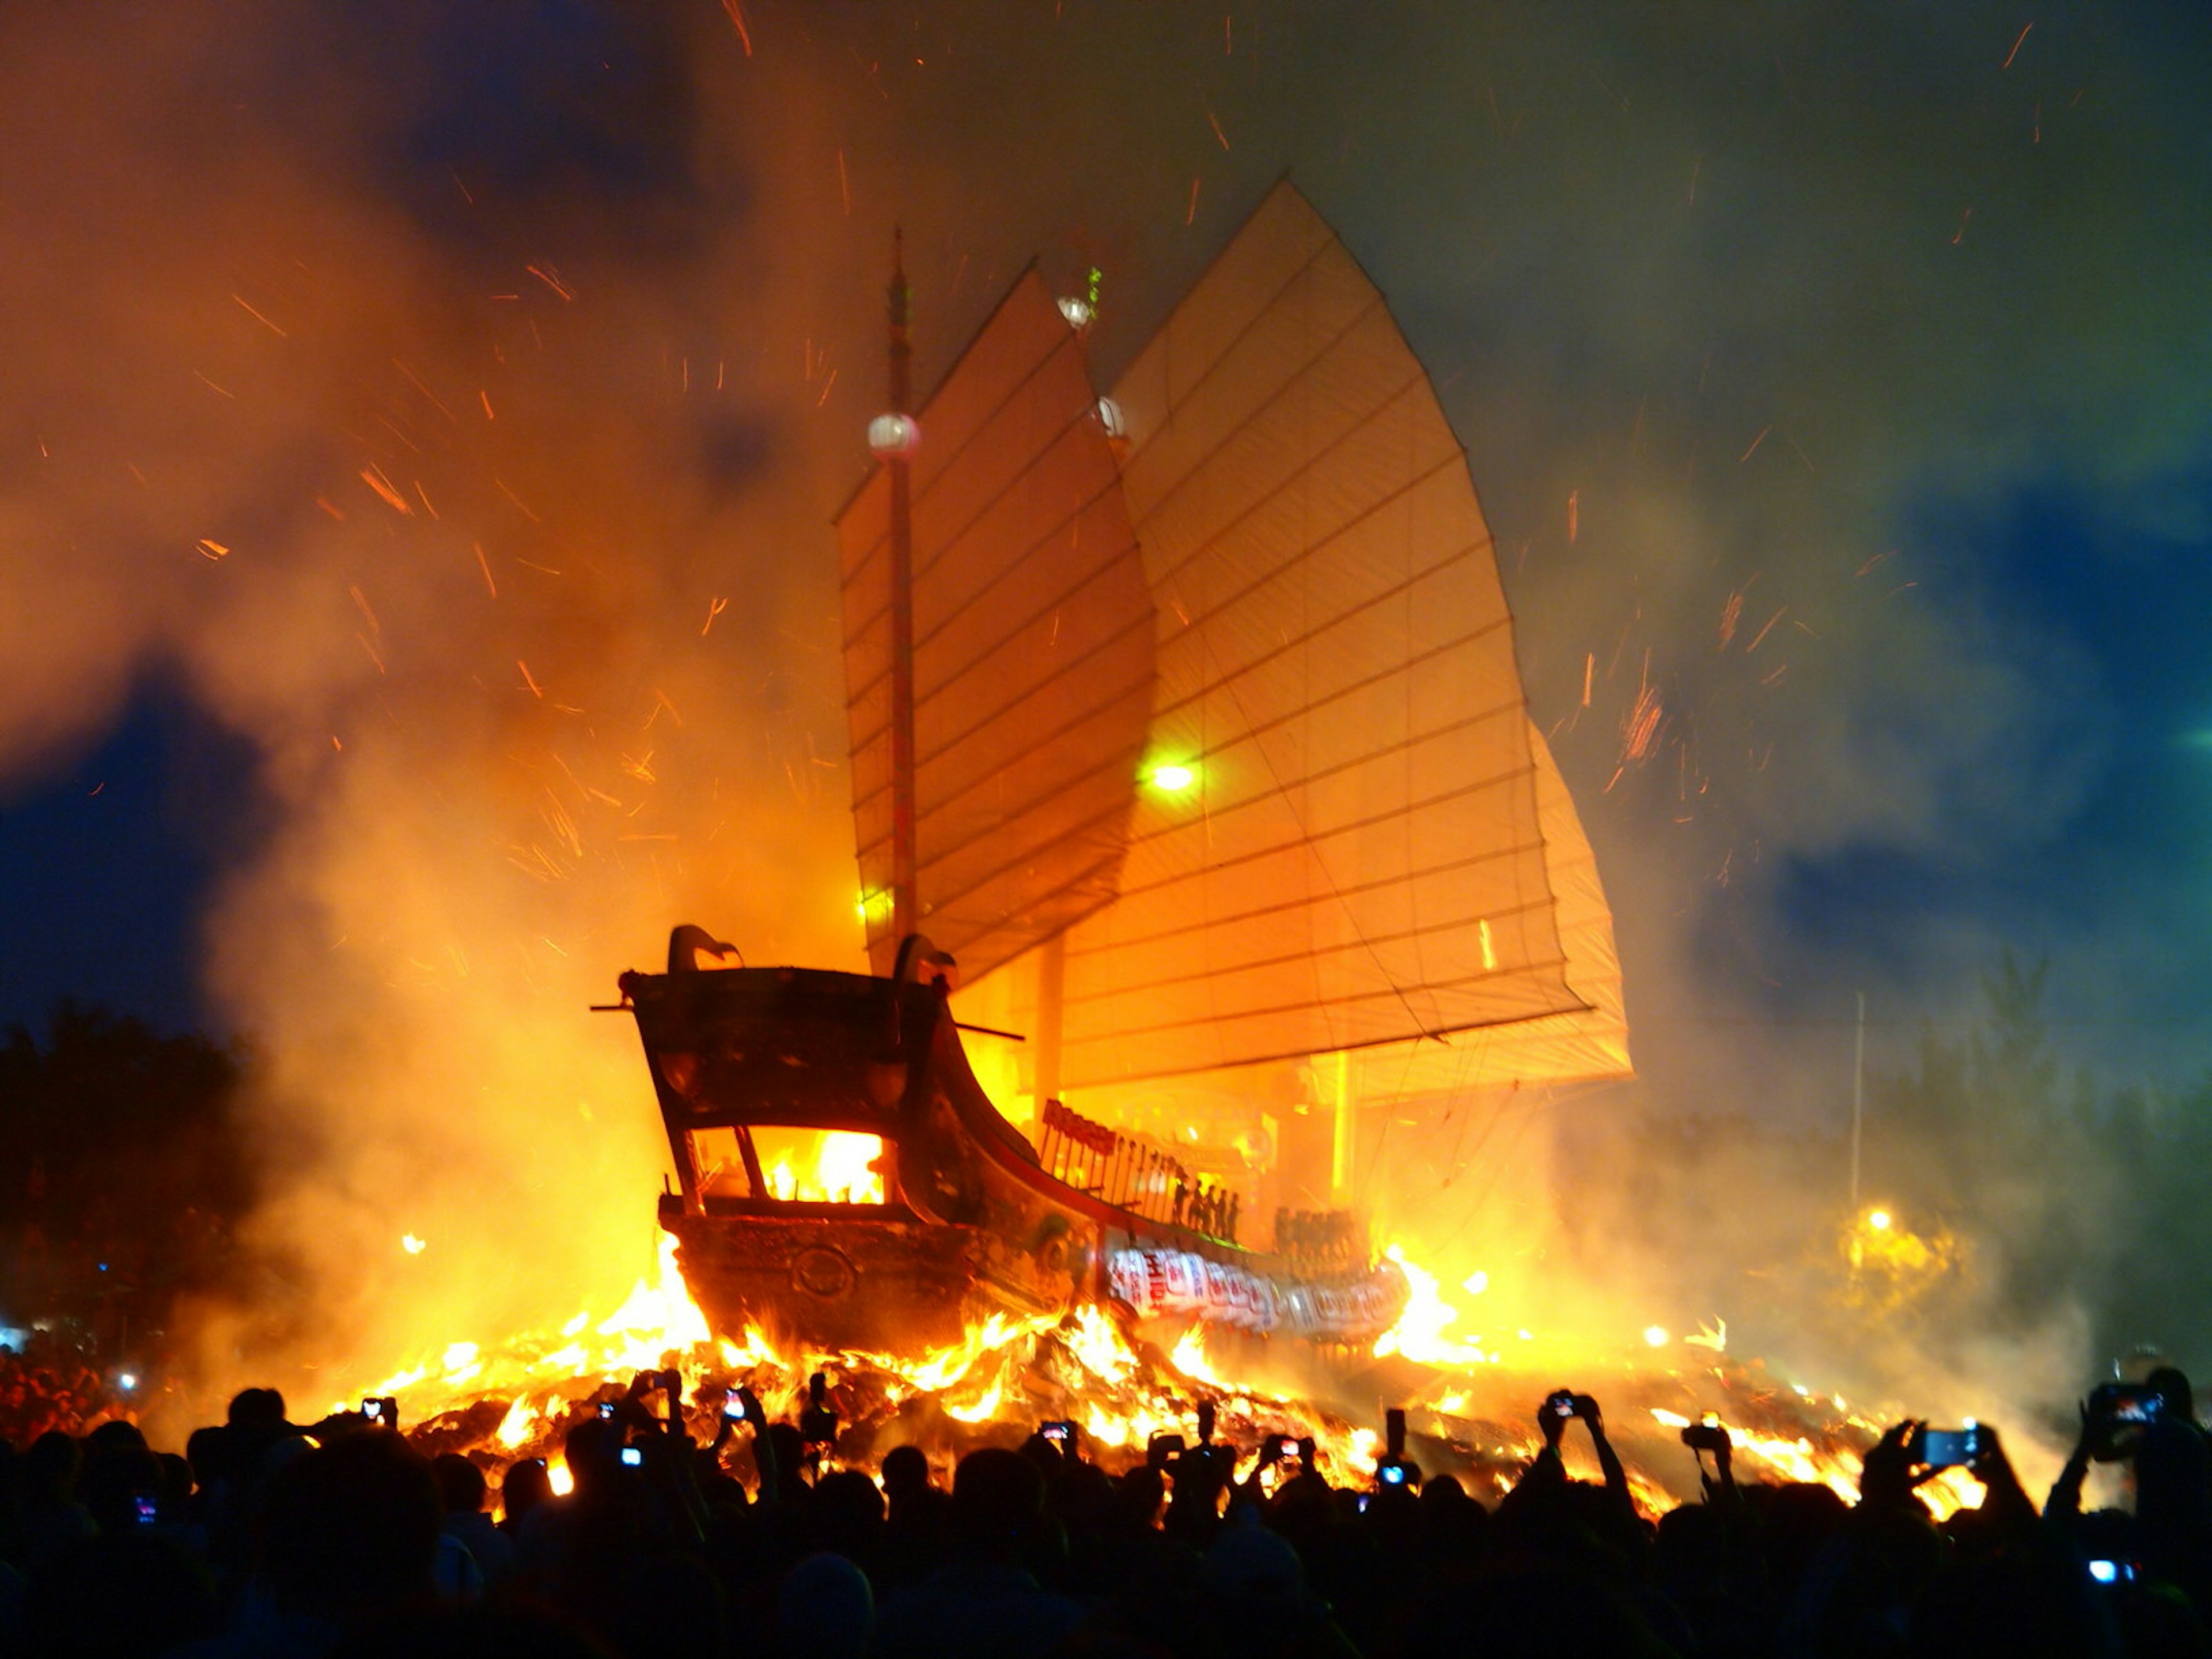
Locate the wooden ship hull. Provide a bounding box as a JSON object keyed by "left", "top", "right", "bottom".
{"left": 622, "top": 947, "right": 1410, "bottom": 1359}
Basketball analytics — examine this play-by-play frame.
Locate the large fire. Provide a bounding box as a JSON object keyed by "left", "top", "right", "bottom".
{"left": 337, "top": 1206, "right": 1994, "bottom": 1528}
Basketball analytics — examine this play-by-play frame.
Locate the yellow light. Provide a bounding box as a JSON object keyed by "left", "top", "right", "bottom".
{"left": 401, "top": 1233, "right": 426, "bottom": 1255}
{"left": 1150, "top": 764, "right": 1196, "bottom": 791}
{"left": 1643, "top": 1324, "right": 1670, "bottom": 1347}
{"left": 1868, "top": 1209, "right": 1892, "bottom": 1231}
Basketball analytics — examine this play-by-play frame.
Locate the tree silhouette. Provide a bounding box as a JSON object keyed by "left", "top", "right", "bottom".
{"left": 0, "top": 999, "right": 257, "bottom": 1354}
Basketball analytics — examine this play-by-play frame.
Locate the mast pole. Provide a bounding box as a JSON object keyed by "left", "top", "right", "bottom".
{"left": 1034, "top": 930, "right": 1066, "bottom": 1107}
{"left": 1850, "top": 988, "right": 1865, "bottom": 1211}
{"left": 886, "top": 230, "right": 920, "bottom": 946}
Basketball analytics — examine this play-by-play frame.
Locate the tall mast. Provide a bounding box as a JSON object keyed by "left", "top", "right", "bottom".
{"left": 884, "top": 230, "right": 919, "bottom": 945}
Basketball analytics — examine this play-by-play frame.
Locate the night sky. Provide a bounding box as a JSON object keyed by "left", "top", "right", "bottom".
{"left": 1, "top": 2, "right": 2209, "bottom": 1354}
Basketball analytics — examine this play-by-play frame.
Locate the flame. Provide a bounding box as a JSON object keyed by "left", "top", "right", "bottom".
{"left": 1065, "top": 1304, "right": 1138, "bottom": 1387}
{"left": 1371, "top": 1244, "right": 1494, "bottom": 1366}
{"left": 495, "top": 1395, "right": 538, "bottom": 1450}
{"left": 350, "top": 1233, "right": 711, "bottom": 1422}
{"left": 757, "top": 1128, "right": 887, "bottom": 1205}
{"left": 1169, "top": 1326, "right": 1228, "bottom": 1388}
{"left": 327, "top": 1222, "right": 2008, "bottom": 1539}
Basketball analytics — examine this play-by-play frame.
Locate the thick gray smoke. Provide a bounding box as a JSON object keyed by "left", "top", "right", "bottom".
{"left": 1, "top": 2, "right": 2205, "bottom": 1430}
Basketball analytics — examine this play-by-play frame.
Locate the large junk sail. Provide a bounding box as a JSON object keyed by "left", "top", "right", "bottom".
{"left": 1055, "top": 184, "right": 1591, "bottom": 1086}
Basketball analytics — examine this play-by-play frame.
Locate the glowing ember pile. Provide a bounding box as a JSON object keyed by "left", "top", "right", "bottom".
{"left": 345, "top": 1235, "right": 1991, "bottom": 1525}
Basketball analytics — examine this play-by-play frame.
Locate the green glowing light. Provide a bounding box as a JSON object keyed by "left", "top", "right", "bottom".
{"left": 1150, "top": 763, "right": 1196, "bottom": 792}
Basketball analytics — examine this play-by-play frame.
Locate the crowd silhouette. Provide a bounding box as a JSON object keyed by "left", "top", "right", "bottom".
{"left": 0, "top": 1361, "right": 2206, "bottom": 1657}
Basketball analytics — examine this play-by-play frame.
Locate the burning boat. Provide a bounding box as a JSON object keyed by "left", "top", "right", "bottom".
{"left": 615, "top": 183, "right": 1631, "bottom": 1361}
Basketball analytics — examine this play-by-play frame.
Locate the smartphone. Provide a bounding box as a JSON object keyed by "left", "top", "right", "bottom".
{"left": 1146, "top": 1432, "right": 1186, "bottom": 1471}
{"left": 2088, "top": 1559, "right": 2137, "bottom": 1585}
{"left": 134, "top": 1495, "right": 159, "bottom": 1526}
{"left": 1546, "top": 1389, "right": 1578, "bottom": 1419}
{"left": 1040, "top": 1421, "right": 1075, "bottom": 1446}
{"left": 361, "top": 1399, "right": 383, "bottom": 1421}
{"left": 1910, "top": 1424, "right": 1981, "bottom": 1468}
{"left": 620, "top": 1445, "right": 643, "bottom": 1468}
{"left": 597, "top": 1401, "right": 618, "bottom": 1420}
{"left": 2092, "top": 1382, "right": 2164, "bottom": 1426}
{"left": 1377, "top": 1460, "right": 1410, "bottom": 1486}
{"left": 722, "top": 1396, "right": 747, "bottom": 1420}
{"left": 2089, "top": 1382, "right": 2164, "bottom": 1462}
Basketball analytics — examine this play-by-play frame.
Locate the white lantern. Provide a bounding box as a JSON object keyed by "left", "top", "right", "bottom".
{"left": 1057, "top": 296, "right": 1094, "bottom": 329}
{"left": 868, "top": 412, "right": 922, "bottom": 457}
{"left": 1093, "top": 396, "right": 1126, "bottom": 440}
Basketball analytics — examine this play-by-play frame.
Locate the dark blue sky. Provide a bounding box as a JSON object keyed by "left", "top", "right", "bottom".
{"left": 1, "top": 692, "right": 264, "bottom": 1040}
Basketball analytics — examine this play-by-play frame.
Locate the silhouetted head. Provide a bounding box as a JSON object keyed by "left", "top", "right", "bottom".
{"left": 951, "top": 1447, "right": 1047, "bottom": 1560}
{"left": 431, "top": 1452, "right": 488, "bottom": 1516}
{"left": 779, "top": 1552, "right": 876, "bottom": 1659}
{"left": 499, "top": 1457, "right": 552, "bottom": 1525}
{"left": 2147, "top": 1367, "right": 2196, "bottom": 1422}
{"left": 84, "top": 1418, "right": 147, "bottom": 1458}
{"left": 24, "top": 1429, "right": 81, "bottom": 1500}
{"left": 262, "top": 1430, "right": 441, "bottom": 1623}
{"left": 560, "top": 1416, "right": 623, "bottom": 1498}
{"left": 185, "top": 1425, "right": 233, "bottom": 1491}
{"left": 766, "top": 1422, "right": 808, "bottom": 1495}
{"left": 1202, "top": 1521, "right": 1306, "bottom": 1612}
{"left": 228, "top": 1387, "right": 287, "bottom": 1430}
{"left": 1112, "top": 1464, "right": 1166, "bottom": 1532}
{"left": 1019, "top": 1431, "right": 1066, "bottom": 1483}
{"left": 880, "top": 1444, "right": 931, "bottom": 1504}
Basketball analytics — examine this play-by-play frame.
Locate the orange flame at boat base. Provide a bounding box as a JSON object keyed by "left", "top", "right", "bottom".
{"left": 333, "top": 1234, "right": 1998, "bottom": 1529}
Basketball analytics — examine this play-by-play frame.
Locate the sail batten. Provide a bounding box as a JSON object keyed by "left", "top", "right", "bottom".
{"left": 1062, "top": 891, "right": 1567, "bottom": 1001}
{"left": 848, "top": 633, "right": 1157, "bottom": 816}
{"left": 1099, "top": 813, "right": 1550, "bottom": 919}
{"left": 1144, "top": 446, "right": 1469, "bottom": 643}
{"left": 843, "top": 428, "right": 1122, "bottom": 647}
{"left": 1121, "top": 296, "right": 1400, "bottom": 527}
{"left": 1132, "top": 596, "right": 1515, "bottom": 791}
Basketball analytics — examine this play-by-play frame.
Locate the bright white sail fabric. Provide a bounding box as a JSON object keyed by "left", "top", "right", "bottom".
{"left": 1056, "top": 183, "right": 1589, "bottom": 1086}
{"left": 838, "top": 271, "right": 1154, "bottom": 979}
